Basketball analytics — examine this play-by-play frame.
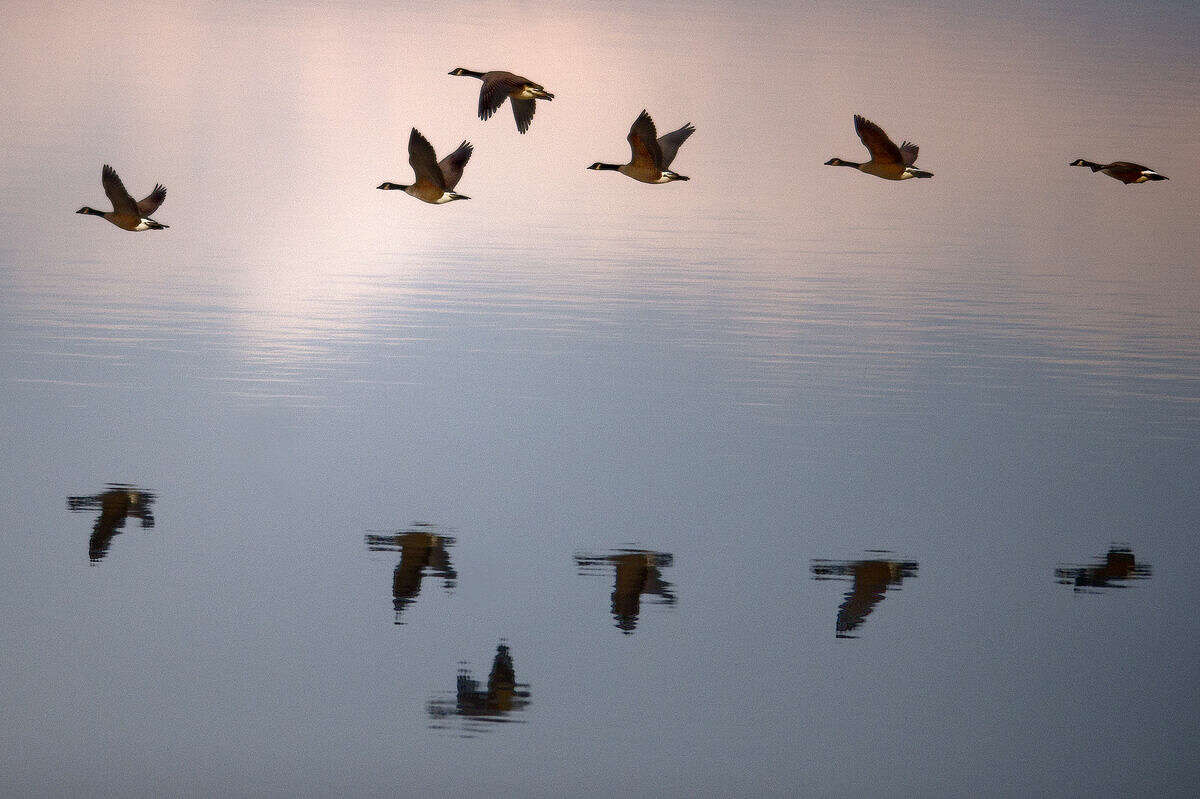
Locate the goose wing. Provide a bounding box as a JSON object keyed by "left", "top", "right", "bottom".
{"left": 656, "top": 122, "right": 695, "bottom": 169}
{"left": 437, "top": 140, "right": 473, "bottom": 191}
{"left": 408, "top": 128, "right": 447, "bottom": 191}
{"left": 477, "top": 71, "right": 524, "bottom": 121}
{"left": 101, "top": 164, "right": 139, "bottom": 217}
{"left": 1106, "top": 161, "right": 1149, "bottom": 172}
{"left": 899, "top": 141, "right": 919, "bottom": 167}
{"left": 854, "top": 115, "right": 904, "bottom": 164}
{"left": 137, "top": 184, "right": 167, "bottom": 216}
{"left": 627, "top": 110, "right": 664, "bottom": 170}
{"left": 511, "top": 98, "right": 536, "bottom": 134}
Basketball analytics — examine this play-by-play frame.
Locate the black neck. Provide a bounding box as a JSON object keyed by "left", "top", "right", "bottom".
{"left": 458, "top": 69, "right": 485, "bottom": 79}
{"left": 377, "top": 182, "right": 408, "bottom": 190}
{"left": 592, "top": 163, "right": 621, "bottom": 171}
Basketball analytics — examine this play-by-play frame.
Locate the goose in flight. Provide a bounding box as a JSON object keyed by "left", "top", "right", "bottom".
{"left": 588, "top": 110, "right": 695, "bottom": 184}
{"left": 1070, "top": 159, "right": 1168, "bottom": 184}
{"left": 76, "top": 165, "right": 168, "bottom": 230}
{"left": 377, "top": 129, "right": 472, "bottom": 204}
{"left": 825, "top": 115, "right": 933, "bottom": 180}
{"left": 448, "top": 68, "right": 554, "bottom": 134}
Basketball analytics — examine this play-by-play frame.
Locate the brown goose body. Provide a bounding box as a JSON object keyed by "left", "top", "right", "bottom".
{"left": 448, "top": 68, "right": 554, "bottom": 134}
{"left": 588, "top": 109, "right": 695, "bottom": 184}
{"left": 1070, "top": 159, "right": 1168, "bottom": 184}
{"left": 377, "top": 129, "right": 472, "bottom": 204}
{"left": 76, "top": 164, "right": 168, "bottom": 230}
{"left": 825, "top": 115, "right": 933, "bottom": 180}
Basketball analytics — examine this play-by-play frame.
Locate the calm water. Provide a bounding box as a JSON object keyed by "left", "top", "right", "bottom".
{"left": 3, "top": 0, "right": 1200, "bottom": 795}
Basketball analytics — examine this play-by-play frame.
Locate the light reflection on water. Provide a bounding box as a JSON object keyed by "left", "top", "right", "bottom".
{"left": 8, "top": 241, "right": 1199, "bottom": 441}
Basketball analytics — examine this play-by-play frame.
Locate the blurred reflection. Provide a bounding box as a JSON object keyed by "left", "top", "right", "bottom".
{"left": 427, "top": 642, "right": 531, "bottom": 734}
{"left": 364, "top": 524, "right": 456, "bottom": 623}
{"left": 1055, "top": 546, "right": 1152, "bottom": 592}
{"left": 810, "top": 553, "right": 919, "bottom": 638}
{"left": 575, "top": 547, "right": 676, "bottom": 634}
{"left": 66, "top": 483, "right": 156, "bottom": 563}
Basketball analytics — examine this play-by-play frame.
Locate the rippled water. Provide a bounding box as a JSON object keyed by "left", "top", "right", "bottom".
{"left": 3, "top": 0, "right": 1200, "bottom": 795}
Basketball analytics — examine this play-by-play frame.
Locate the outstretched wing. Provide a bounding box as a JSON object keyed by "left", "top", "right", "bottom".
{"left": 408, "top": 128, "right": 446, "bottom": 191}
{"left": 656, "top": 122, "right": 695, "bottom": 169}
{"left": 511, "top": 98, "right": 536, "bottom": 134}
{"left": 101, "top": 165, "right": 138, "bottom": 216}
{"left": 478, "top": 71, "right": 523, "bottom": 121}
{"left": 137, "top": 184, "right": 167, "bottom": 216}
{"left": 854, "top": 115, "right": 903, "bottom": 164}
{"left": 899, "top": 141, "right": 919, "bottom": 167}
{"left": 437, "top": 141, "right": 473, "bottom": 190}
{"left": 627, "top": 109, "right": 664, "bottom": 170}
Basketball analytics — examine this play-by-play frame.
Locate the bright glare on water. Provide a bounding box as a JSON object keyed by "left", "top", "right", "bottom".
{"left": 2, "top": 0, "right": 1200, "bottom": 795}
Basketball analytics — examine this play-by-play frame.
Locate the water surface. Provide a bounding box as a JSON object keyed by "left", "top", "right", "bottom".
{"left": 2, "top": 0, "right": 1200, "bottom": 796}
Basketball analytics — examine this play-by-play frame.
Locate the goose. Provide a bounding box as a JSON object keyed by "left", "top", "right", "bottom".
{"left": 825, "top": 115, "right": 933, "bottom": 180}
{"left": 448, "top": 68, "right": 554, "bottom": 134}
{"left": 377, "top": 129, "right": 472, "bottom": 204}
{"left": 1070, "top": 159, "right": 1168, "bottom": 184}
{"left": 587, "top": 110, "right": 695, "bottom": 184}
{"left": 76, "top": 165, "right": 168, "bottom": 230}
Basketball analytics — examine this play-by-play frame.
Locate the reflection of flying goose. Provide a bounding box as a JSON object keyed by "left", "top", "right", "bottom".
{"left": 365, "top": 530, "right": 456, "bottom": 623}
{"left": 431, "top": 643, "right": 531, "bottom": 722}
{"left": 588, "top": 110, "right": 695, "bottom": 184}
{"left": 610, "top": 552, "right": 676, "bottom": 633}
{"left": 1055, "top": 546, "right": 1152, "bottom": 590}
{"left": 576, "top": 548, "right": 677, "bottom": 633}
{"left": 67, "top": 485, "right": 156, "bottom": 562}
{"left": 825, "top": 115, "right": 933, "bottom": 180}
{"left": 1070, "top": 159, "right": 1168, "bottom": 184}
{"left": 76, "top": 165, "right": 168, "bottom": 230}
{"left": 377, "top": 129, "right": 472, "bottom": 204}
{"left": 811, "top": 557, "right": 918, "bottom": 638}
{"left": 448, "top": 68, "right": 554, "bottom": 134}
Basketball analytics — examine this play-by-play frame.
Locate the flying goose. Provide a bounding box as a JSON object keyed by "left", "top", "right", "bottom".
{"left": 1070, "top": 159, "right": 1168, "bottom": 184}
{"left": 377, "top": 129, "right": 472, "bottom": 204}
{"left": 76, "top": 165, "right": 168, "bottom": 230}
{"left": 448, "top": 68, "right": 554, "bottom": 134}
{"left": 825, "top": 115, "right": 933, "bottom": 180}
{"left": 588, "top": 110, "right": 695, "bottom": 184}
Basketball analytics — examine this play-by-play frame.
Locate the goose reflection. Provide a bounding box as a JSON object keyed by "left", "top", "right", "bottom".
{"left": 364, "top": 524, "right": 456, "bottom": 623}
{"left": 575, "top": 548, "right": 676, "bottom": 634}
{"left": 427, "top": 643, "right": 531, "bottom": 733}
{"left": 811, "top": 554, "right": 918, "bottom": 638}
{"left": 1055, "top": 546, "right": 1151, "bottom": 592}
{"left": 66, "top": 484, "right": 156, "bottom": 563}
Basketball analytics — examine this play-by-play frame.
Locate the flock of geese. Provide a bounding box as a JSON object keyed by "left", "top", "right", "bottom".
{"left": 75, "top": 67, "right": 1171, "bottom": 230}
